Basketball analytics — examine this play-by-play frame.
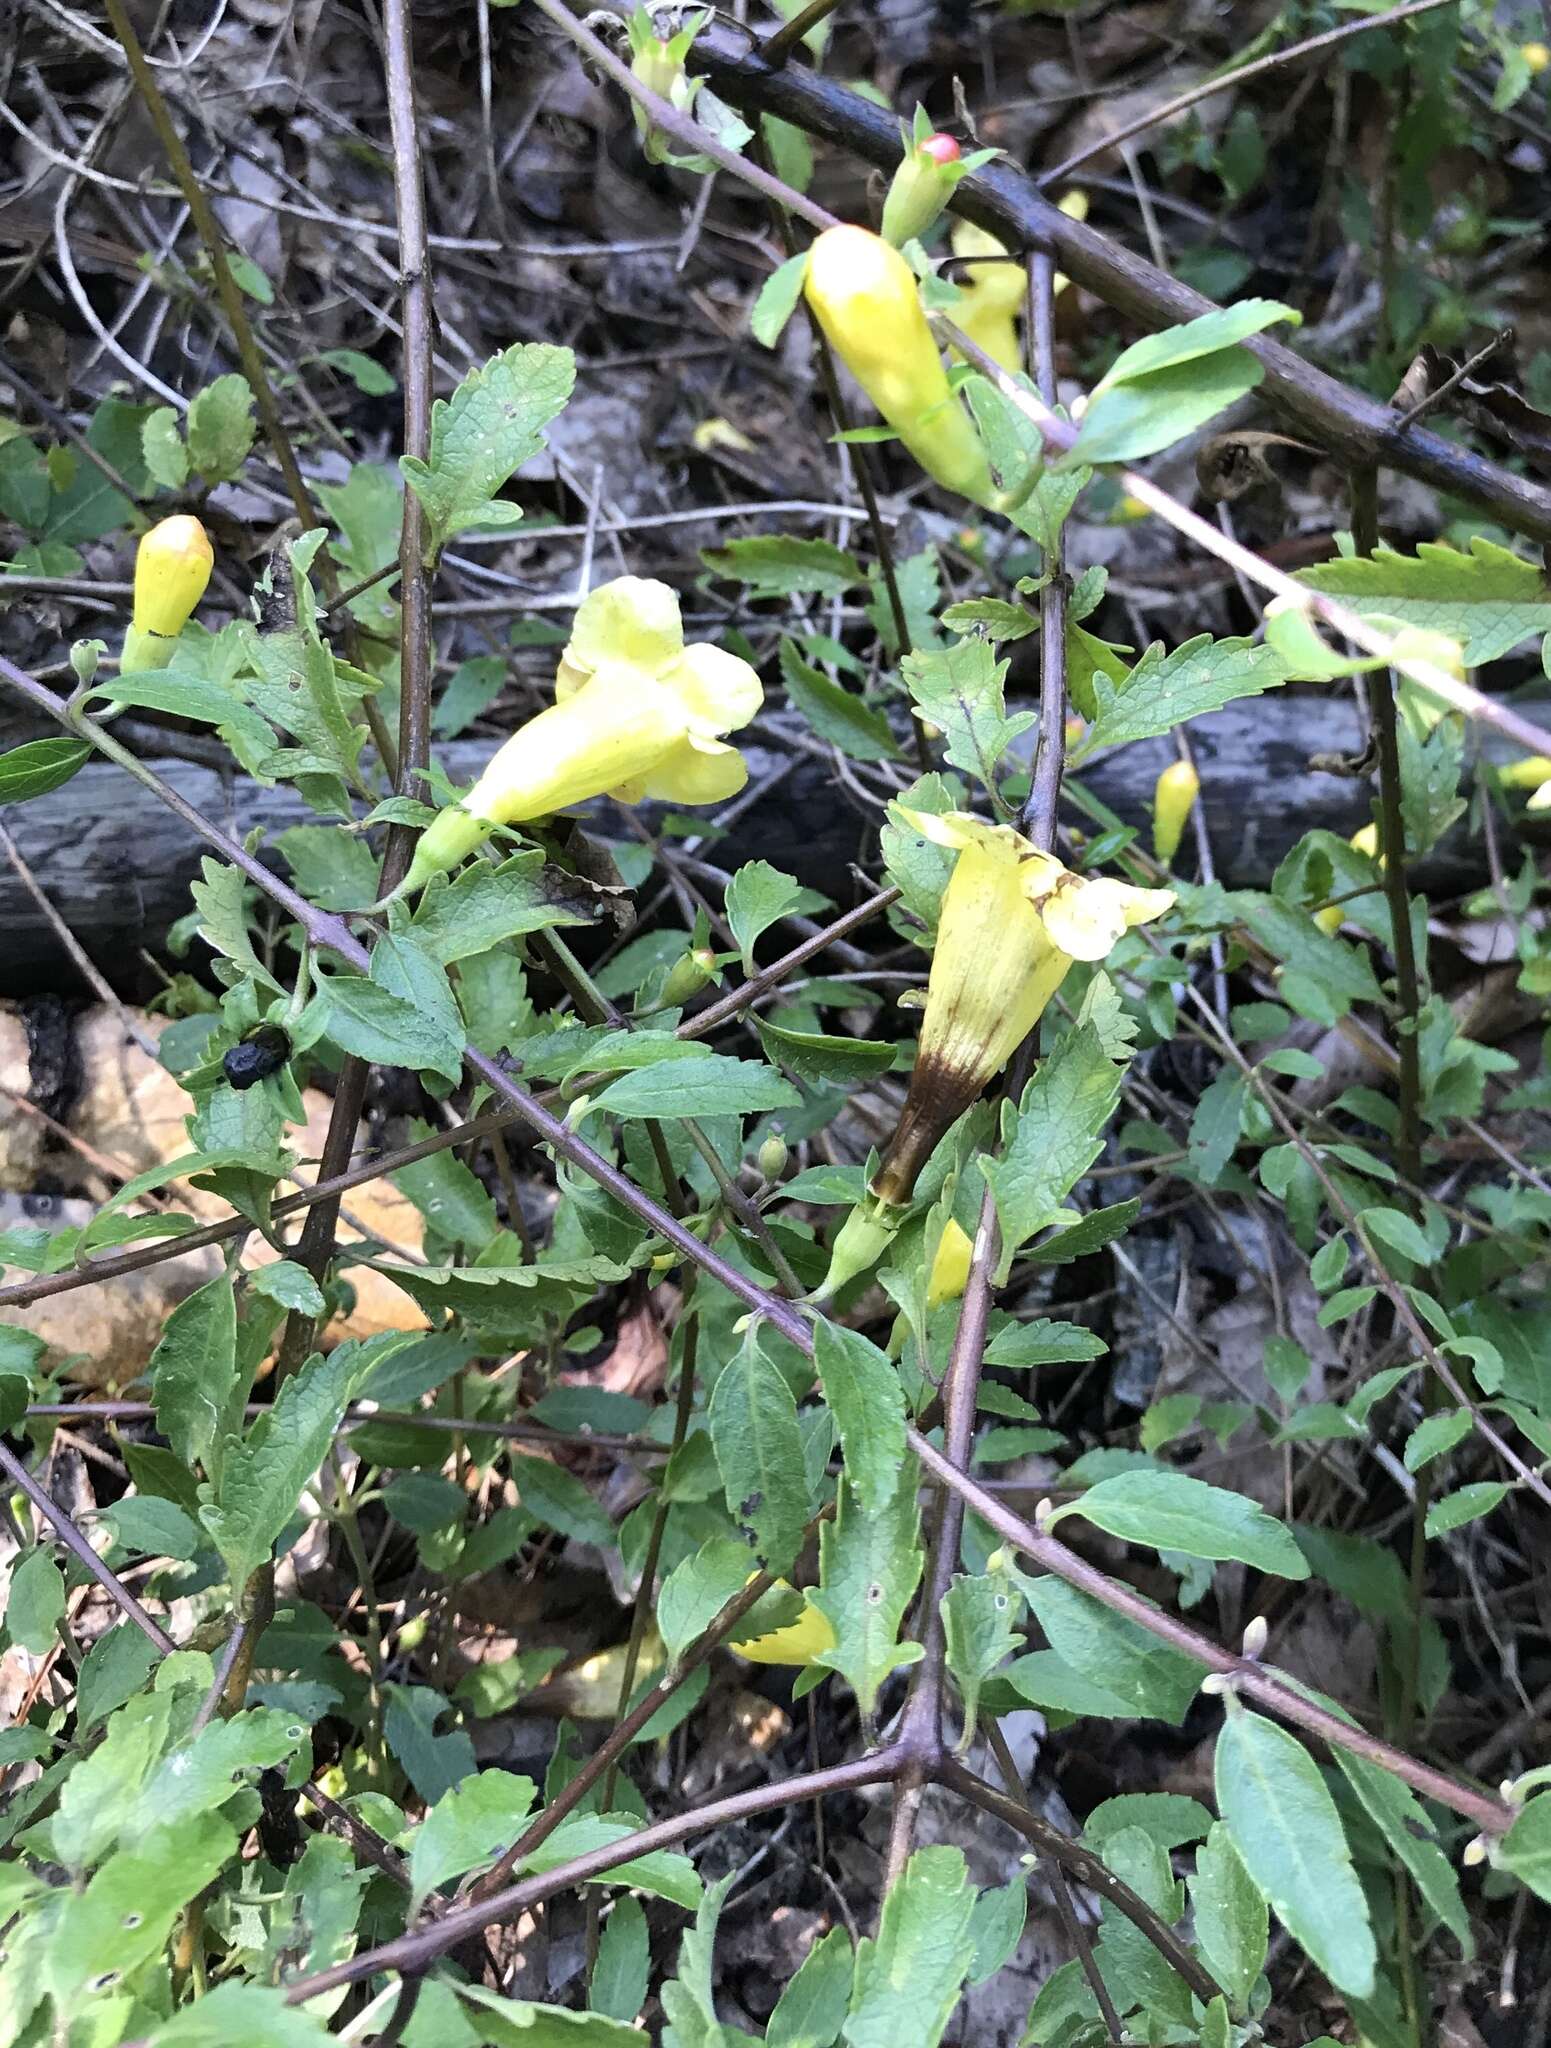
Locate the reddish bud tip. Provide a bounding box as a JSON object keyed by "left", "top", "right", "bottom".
{"left": 920, "top": 133, "right": 960, "bottom": 165}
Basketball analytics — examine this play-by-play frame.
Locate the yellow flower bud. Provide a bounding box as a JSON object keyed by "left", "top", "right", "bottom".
{"left": 1499, "top": 754, "right": 1551, "bottom": 790}
{"left": 869, "top": 810, "right": 1172, "bottom": 1207}
{"left": 402, "top": 577, "right": 761, "bottom": 895}
{"left": 660, "top": 946, "right": 719, "bottom": 1006}
{"left": 1523, "top": 40, "right": 1550, "bottom": 73}
{"left": 731, "top": 1584, "right": 838, "bottom": 1666}
{"left": 804, "top": 225, "right": 994, "bottom": 507}
{"left": 124, "top": 515, "right": 213, "bottom": 673}
{"left": 1314, "top": 821, "right": 1382, "bottom": 933}
{"left": 1152, "top": 759, "right": 1200, "bottom": 864}
{"left": 925, "top": 1215, "right": 974, "bottom": 1310}
{"left": 1350, "top": 822, "right": 1381, "bottom": 862}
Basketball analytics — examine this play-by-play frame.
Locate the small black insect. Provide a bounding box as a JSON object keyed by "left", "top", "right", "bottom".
{"left": 222, "top": 1023, "right": 292, "bottom": 1091}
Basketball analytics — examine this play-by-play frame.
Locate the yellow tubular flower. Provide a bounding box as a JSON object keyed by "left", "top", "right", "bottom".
{"left": 401, "top": 577, "right": 762, "bottom": 895}
{"left": 804, "top": 225, "right": 995, "bottom": 508}
{"left": 1499, "top": 754, "right": 1551, "bottom": 790}
{"left": 123, "top": 515, "right": 213, "bottom": 673}
{"left": 926, "top": 1216, "right": 974, "bottom": 1310}
{"left": 1152, "top": 759, "right": 1200, "bottom": 864}
{"left": 949, "top": 220, "right": 1025, "bottom": 374}
{"left": 732, "top": 1587, "right": 838, "bottom": 1666}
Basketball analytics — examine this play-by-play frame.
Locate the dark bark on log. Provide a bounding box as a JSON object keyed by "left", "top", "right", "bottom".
{"left": 0, "top": 701, "right": 1532, "bottom": 991}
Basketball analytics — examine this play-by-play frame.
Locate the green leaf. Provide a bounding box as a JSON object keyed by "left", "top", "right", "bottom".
{"left": 191, "top": 858, "right": 286, "bottom": 994}
{"left": 754, "top": 1018, "right": 897, "bottom": 1087}
{"left": 1001, "top": 1647, "right": 1140, "bottom": 1720}
{"left": 983, "top": 1025, "right": 1124, "bottom": 1279}
{"left": 1214, "top": 1706, "right": 1375, "bottom": 1997}
{"left": 966, "top": 1877, "right": 1026, "bottom": 1985}
{"left": 149, "top": 1274, "right": 238, "bottom": 1475}
{"left": 318, "top": 347, "right": 396, "bottom": 396}
{"left": 983, "top": 1319, "right": 1108, "bottom": 1368}
{"left": 814, "top": 1319, "right": 906, "bottom": 1515}
{"left": 810, "top": 1468, "right": 924, "bottom": 1718}
{"left": 409, "top": 852, "right": 596, "bottom": 964}
{"left": 1295, "top": 536, "right": 1551, "bottom": 666}
{"left": 941, "top": 1571, "right": 1018, "bottom": 1742}
{"left": 704, "top": 535, "right": 859, "bottom": 598}
{"left": 1083, "top": 1793, "right": 1213, "bottom": 1849}
{"left": 1054, "top": 1469, "right": 1308, "bottom": 1578}
{"left": 186, "top": 373, "right": 257, "bottom": 483}
{"left": 510, "top": 1453, "right": 614, "bottom": 1548}
{"left": 368, "top": 1257, "right": 624, "bottom": 1340}
{"left": 749, "top": 251, "right": 811, "bottom": 347}
{"left": 593, "top": 1053, "right": 800, "bottom": 1121}
{"left": 200, "top": 1345, "right": 366, "bottom": 1590}
{"left": 410, "top": 1767, "right": 536, "bottom": 1910}
{"left": 0, "top": 735, "right": 91, "bottom": 804}
{"left": 8, "top": 1549, "right": 65, "bottom": 1654}
{"left": 768, "top": 1925, "right": 853, "bottom": 2048}
{"left": 316, "top": 943, "right": 464, "bottom": 1083}
{"left": 460, "top": 1986, "right": 648, "bottom": 2046}
{"left": 1330, "top": 1747, "right": 1471, "bottom": 1956}
{"left": 726, "top": 859, "right": 807, "bottom": 969}
{"left": 141, "top": 406, "right": 189, "bottom": 489}
{"left": 384, "top": 1684, "right": 475, "bottom": 1804}
{"left": 276, "top": 824, "right": 381, "bottom": 912}
{"left": 1026, "top": 1576, "right": 1206, "bottom": 1722}
{"left": 1402, "top": 1406, "right": 1471, "bottom": 1473}
{"left": 401, "top": 342, "right": 575, "bottom": 550}
{"left": 710, "top": 1325, "right": 811, "bottom": 1574}
{"left": 939, "top": 597, "right": 1037, "bottom": 641}
{"left": 106, "top": 1494, "right": 201, "bottom": 1560}
{"left": 246, "top": 1259, "right": 327, "bottom": 1316}
{"left": 125, "top": 1707, "right": 305, "bottom": 1836}
{"left": 844, "top": 1845, "right": 978, "bottom": 2048}
{"left": 392, "top": 1125, "right": 501, "bottom": 1253}
{"left": 779, "top": 640, "right": 899, "bottom": 762}
{"left": 1064, "top": 301, "right": 1299, "bottom": 466}
{"left": 1187, "top": 1068, "right": 1247, "bottom": 1185}
{"left": 1073, "top": 634, "right": 1286, "bottom": 757}
{"left": 1425, "top": 1481, "right": 1507, "bottom": 1535}
{"left": 592, "top": 1894, "right": 650, "bottom": 2024}
{"left": 76, "top": 1627, "right": 161, "bottom": 1732}
{"left": 142, "top": 1982, "right": 335, "bottom": 2047}
{"left": 900, "top": 637, "right": 1034, "bottom": 790}
{"left": 1361, "top": 1204, "right": 1433, "bottom": 1266}
{"left": 1188, "top": 1821, "right": 1268, "bottom": 2009}
{"left": 658, "top": 1538, "right": 758, "bottom": 1663}
{"left": 49, "top": 1814, "right": 236, "bottom": 2004}
{"left": 1500, "top": 1794, "right": 1551, "bottom": 1904}
{"left": 525, "top": 1812, "right": 701, "bottom": 1909}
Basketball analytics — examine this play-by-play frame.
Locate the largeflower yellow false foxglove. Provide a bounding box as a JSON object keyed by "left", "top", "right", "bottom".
{"left": 401, "top": 577, "right": 761, "bottom": 896}
{"left": 948, "top": 193, "right": 1086, "bottom": 375}
{"left": 731, "top": 1585, "right": 837, "bottom": 1666}
{"left": 1314, "top": 822, "right": 1382, "bottom": 935}
{"left": 819, "top": 812, "right": 1172, "bottom": 1295}
{"left": 804, "top": 225, "right": 995, "bottom": 508}
{"left": 1152, "top": 758, "right": 1200, "bottom": 864}
{"left": 123, "top": 514, "right": 213, "bottom": 674}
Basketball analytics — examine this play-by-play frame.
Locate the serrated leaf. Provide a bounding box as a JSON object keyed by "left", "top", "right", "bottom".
{"left": 199, "top": 1345, "right": 366, "bottom": 1590}
{"left": 1073, "top": 634, "right": 1286, "bottom": 757}
{"left": 779, "top": 639, "right": 899, "bottom": 762}
{"left": 1361, "top": 1204, "right": 1433, "bottom": 1267}
{"left": 141, "top": 407, "right": 189, "bottom": 489}
{"left": 810, "top": 1468, "right": 924, "bottom": 1718}
{"left": 1055, "top": 1469, "right": 1307, "bottom": 1577}
{"left": 726, "top": 859, "right": 807, "bottom": 970}
{"left": 939, "top": 597, "right": 1037, "bottom": 641}
{"left": 509, "top": 1453, "right": 614, "bottom": 1548}
{"left": 941, "top": 1572, "right": 1018, "bottom": 1742}
{"left": 408, "top": 851, "right": 596, "bottom": 964}
{"left": 901, "top": 637, "right": 1034, "bottom": 790}
{"left": 127, "top": 1708, "right": 305, "bottom": 1835}
{"left": 368, "top": 1257, "right": 623, "bottom": 1340}
{"left": 813, "top": 1319, "right": 905, "bottom": 1515}
{"left": 186, "top": 373, "right": 256, "bottom": 483}
{"left": 657, "top": 1538, "right": 756, "bottom": 1663}
{"left": 142, "top": 1982, "right": 334, "bottom": 2046}
{"left": 392, "top": 1121, "right": 500, "bottom": 1252}
{"left": 704, "top": 535, "right": 859, "bottom": 598}
{"left": 149, "top": 1273, "right": 237, "bottom": 1476}
{"left": 1424, "top": 1481, "right": 1507, "bottom": 1535}
{"left": 983, "top": 1025, "right": 1124, "bottom": 1279}
{"left": 750, "top": 251, "right": 811, "bottom": 347}
{"left": 769, "top": 1925, "right": 852, "bottom": 2048}
{"left": 1188, "top": 1068, "right": 1247, "bottom": 1186}
{"left": 754, "top": 1018, "right": 897, "bottom": 1086}
{"left": 48, "top": 1814, "right": 236, "bottom": 2003}
{"left": 709, "top": 1324, "right": 810, "bottom": 1574}
{"left": 844, "top": 1845, "right": 977, "bottom": 2048}
{"left": 246, "top": 1259, "right": 327, "bottom": 1316}
{"left": 410, "top": 1768, "right": 536, "bottom": 1910}
{"left": 592, "top": 1052, "right": 799, "bottom": 1120}
{"left": 1214, "top": 1707, "right": 1375, "bottom": 1997}
{"left": 401, "top": 342, "right": 575, "bottom": 549}
{"left": 1296, "top": 536, "right": 1551, "bottom": 665}
{"left": 525, "top": 1812, "right": 701, "bottom": 1909}
{"left": 191, "top": 858, "right": 285, "bottom": 993}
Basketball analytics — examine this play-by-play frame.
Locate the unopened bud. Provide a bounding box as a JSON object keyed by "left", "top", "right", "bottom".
{"left": 660, "top": 945, "right": 717, "bottom": 1005}
{"left": 1152, "top": 758, "right": 1200, "bottom": 864}
{"left": 757, "top": 1132, "right": 788, "bottom": 1182}
{"left": 881, "top": 131, "right": 964, "bottom": 246}
{"left": 1462, "top": 1835, "right": 1488, "bottom": 1867}
{"left": 1523, "top": 40, "right": 1550, "bottom": 74}
{"left": 131, "top": 515, "right": 213, "bottom": 642}
{"left": 1241, "top": 1615, "right": 1268, "bottom": 1660}
{"left": 1351, "top": 822, "right": 1381, "bottom": 862}
{"left": 1499, "top": 753, "right": 1551, "bottom": 790}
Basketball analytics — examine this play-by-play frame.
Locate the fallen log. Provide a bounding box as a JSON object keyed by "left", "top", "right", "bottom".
{"left": 0, "top": 697, "right": 1531, "bottom": 991}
